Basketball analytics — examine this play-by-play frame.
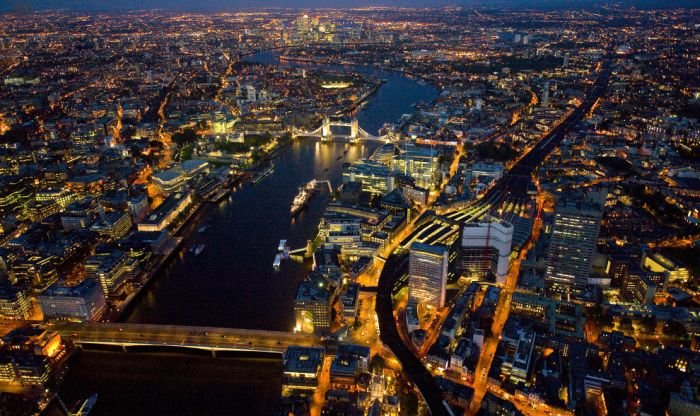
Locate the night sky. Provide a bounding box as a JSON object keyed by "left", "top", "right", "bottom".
{"left": 1, "top": 0, "right": 695, "bottom": 12}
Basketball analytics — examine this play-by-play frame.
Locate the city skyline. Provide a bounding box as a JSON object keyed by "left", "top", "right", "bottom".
{"left": 0, "top": 4, "right": 698, "bottom": 416}
{"left": 2, "top": 0, "right": 698, "bottom": 12}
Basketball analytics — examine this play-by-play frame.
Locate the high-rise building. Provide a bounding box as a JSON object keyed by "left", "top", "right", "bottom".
{"left": 541, "top": 80, "right": 550, "bottom": 107}
{"left": 461, "top": 217, "right": 514, "bottom": 284}
{"left": 408, "top": 243, "right": 449, "bottom": 308}
{"left": 545, "top": 189, "right": 606, "bottom": 298}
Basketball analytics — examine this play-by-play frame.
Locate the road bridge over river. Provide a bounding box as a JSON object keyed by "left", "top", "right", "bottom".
{"left": 54, "top": 322, "right": 323, "bottom": 356}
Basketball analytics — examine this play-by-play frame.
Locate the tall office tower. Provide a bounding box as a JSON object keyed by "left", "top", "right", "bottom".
{"left": 461, "top": 217, "right": 514, "bottom": 284}
{"left": 246, "top": 85, "right": 257, "bottom": 102}
{"left": 545, "top": 189, "right": 606, "bottom": 298}
{"left": 408, "top": 243, "right": 449, "bottom": 308}
{"left": 541, "top": 81, "right": 550, "bottom": 107}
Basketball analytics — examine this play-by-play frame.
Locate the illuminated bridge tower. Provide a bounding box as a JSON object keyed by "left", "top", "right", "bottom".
{"left": 321, "top": 116, "right": 332, "bottom": 142}
{"left": 349, "top": 118, "right": 359, "bottom": 143}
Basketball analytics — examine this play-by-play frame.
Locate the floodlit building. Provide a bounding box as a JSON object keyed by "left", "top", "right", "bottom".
{"left": 545, "top": 189, "right": 605, "bottom": 298}
{"left": 343, "top": 159, "right": 395, "bottom": 195}
{"left": 294, "top": 279, "right": 331, "bottom": 333}
{"left": 137, "top": 191, "right": 193, "bottom": 232}
{"left": 460, "top": 217, "right": 514, "bottom": 283}
{"left": 408, "top": 243, "right": 449, "bottom": 308}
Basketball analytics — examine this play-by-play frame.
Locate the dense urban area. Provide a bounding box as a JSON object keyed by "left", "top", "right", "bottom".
{"left": 0, "top": 5, "right": 699, "bottom": 416}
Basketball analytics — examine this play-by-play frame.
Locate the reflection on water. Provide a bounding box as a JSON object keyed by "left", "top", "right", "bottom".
{"left": 48, "top": 351, "right": 282, "bottom": 416}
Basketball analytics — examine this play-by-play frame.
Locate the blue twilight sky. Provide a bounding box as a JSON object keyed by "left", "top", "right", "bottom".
{"left": 0, "top": 0, "right": 695, "bottom": 11}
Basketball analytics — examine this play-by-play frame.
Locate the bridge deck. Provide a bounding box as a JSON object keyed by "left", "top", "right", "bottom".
{"left": 55, "top": 322, "right": 322, "bottom": 354}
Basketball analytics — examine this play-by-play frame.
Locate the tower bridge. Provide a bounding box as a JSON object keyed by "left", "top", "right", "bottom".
{"left": 294, "top": 116, "right": 390, "bottom": 144}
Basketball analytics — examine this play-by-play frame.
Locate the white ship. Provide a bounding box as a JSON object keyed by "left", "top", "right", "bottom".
{"left": 290, "top": 179, "right": 318, "bottom": 217}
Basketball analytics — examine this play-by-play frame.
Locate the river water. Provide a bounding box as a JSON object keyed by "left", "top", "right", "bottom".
{"left": 52, "top": 51, "right": 438, "bottom": 415}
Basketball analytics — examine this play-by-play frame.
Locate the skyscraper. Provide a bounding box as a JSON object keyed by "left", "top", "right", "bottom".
{"left": 408, "top": 243, "right": 449, "bottom": 308}
{"left": 545, "top": 189, "right": 606, "bottom": 298}
{"left": 461, "top": 217, "right": 514, "bottom": 284}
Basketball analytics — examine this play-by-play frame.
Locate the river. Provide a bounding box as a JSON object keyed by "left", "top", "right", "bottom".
{"left": 52, "top": 50, "right": 438, "bottom": 415}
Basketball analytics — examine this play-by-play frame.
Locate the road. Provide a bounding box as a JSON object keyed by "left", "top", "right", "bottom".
{"left": 53, "top": 322, "right": 322, "bottom": 354}
{"left": 376, "top": 255, "right": 451, "bottom": 416}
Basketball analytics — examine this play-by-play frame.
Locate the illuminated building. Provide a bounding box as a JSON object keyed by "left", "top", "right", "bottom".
{"left": 449, "top": 338, "right": 479, "bottom": 381}
{"left": 330, "top": 344, "right": 370, "bottom": 390}
{"left": 294, "top": 278, "right": 331, "bottom": 333}
{"left": 152, "top": 160, "right": 209, "bottom": 194}
{"left": 405, "top": 300, "right": 419, "bottom": 332}
{"left": 90, "top": 211, "right": 133, "bottom": 240}
{"left": 643, "top": 251, "right": 690, "bottom": 283}
{"left": 0, "top": 326, "right": 62, "bottom": 387}
{"left": 0, "top": 178, "right": 32, "bottom": 216}
{"left": 38, "top": 279, "right": 107, "bottom": 321}
{"left": 35, "top": 188, "right": 74, "bottom": 208}
{"left": 27, "top": 201, "right": 61, "bottom": 222}
{"left": 391, "top": 145, "right": 439, "bottom": 189}
{"left": 282, "top": 346, "right": 325, "bottom": 396}
{"left": 0, "top": 353, "right": 52, "bottom": 386}
{"left": 341, "top": 283, "right": 360, "bottom": 322}
{"left": 621, "top": 269, "right": 667, "bottom": 305}
{"left": 7, "top": 254, "right": 59, "bottom": 291}
{"left": 127, "top": 193, "right": 150, "bottom": 222}
{"left": 545, "top": 190, "right": 605, "bottom": 298}
{"left": 85, "top": 250, "right": 132, "bottom": 298}
{"left": 408, "top": 243, "right": 449, "bottom": 308}
{"left": 245, "top": 85, "right": 257, "bottom": 102}
{"left": 60, "top": 198, "right": 99, "bottom": 230}
{"left": 1, "top": 326, "right": 62, "bottom": 358}
{"left": 0, "top": 285, "right": 31, "bottom": 319}
{"left": 460, "top": 217, "right": 513, "bottom": 284}
{"left": 65, "top": 174, "right": 106, "bottom": 196}
{"left": 435, "top": 376, "right": 474, "bottom": 410}
{"left": 152, "top": 168, "right": 186, "bottom": 194}
{"left": 607, "top": 253, "right": 630, "bottom": 287}
{"left": 510, "top": 293, "right": 584, "bottom": 338}
{"left": 343, "top": 159, "right": 395, "bottom": 195}
{"left": 501, "top": 329, "right": 536, "bottom": 385}
{"left": 137, "top": 191, "right": 193, "bottom": 232}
